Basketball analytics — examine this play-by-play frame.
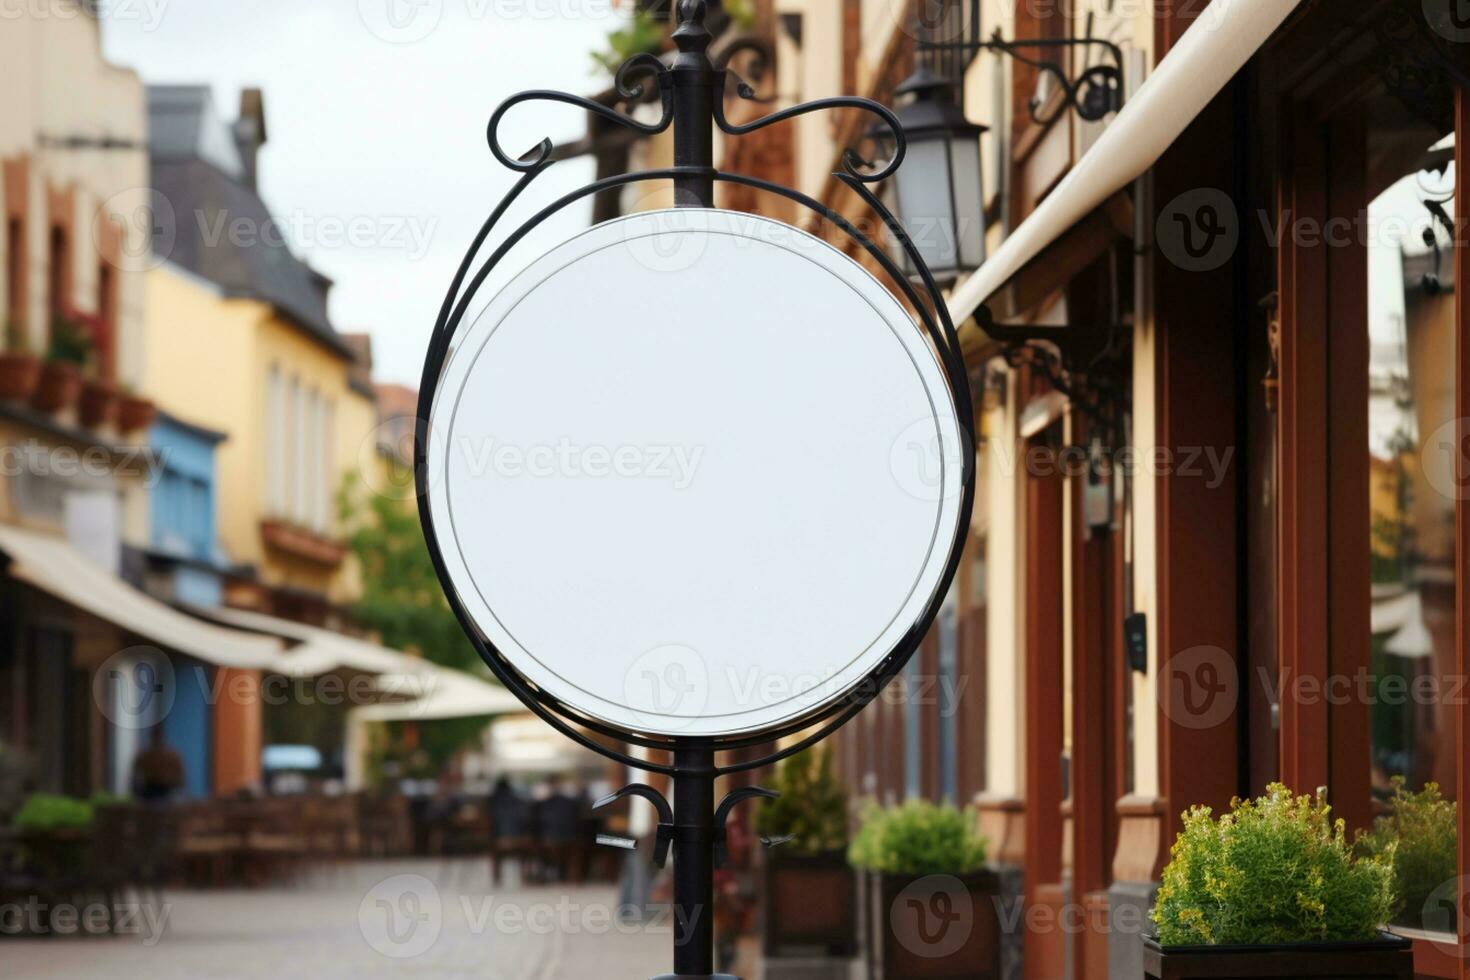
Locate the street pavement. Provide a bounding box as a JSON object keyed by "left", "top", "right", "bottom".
{"left": 0, "top": 859, "right": 671, "bottom": 979}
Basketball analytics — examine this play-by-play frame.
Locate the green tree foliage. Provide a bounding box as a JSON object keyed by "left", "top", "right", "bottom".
{"left": 847, "top": 798, "right": 988, "bottom": 875}
{"left": 1152, "top": 784, "right": 1396, "bottom": 946}
{"left": 339, "top": 477, "right": 493, "bottom": 772}
{"left": 755, "top": 748, "right": 849, "bottom": 856}
{"left": 1356, "top": 778, "right": 1458, "bottom": 929}
{"left": 590, "top": 10, "right": 664, "bottom": 75}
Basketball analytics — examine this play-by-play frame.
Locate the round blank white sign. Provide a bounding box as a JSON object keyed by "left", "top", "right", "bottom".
{"left": 426, "top": 208, "right": 965, "bottom": 737}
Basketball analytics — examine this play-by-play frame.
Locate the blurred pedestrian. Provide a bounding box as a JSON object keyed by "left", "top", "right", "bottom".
{"left": 488, "top": 777, "right": 533, "bottom": 884}
{"left": 536, "top": 775, "right": 585, "bottom": 882}
{"left": 132, "top": 726, "right": 184, "bottom": 803}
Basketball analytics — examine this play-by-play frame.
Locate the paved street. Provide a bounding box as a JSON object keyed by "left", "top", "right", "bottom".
{"left": 1, "top": 859, "right": 671, "bottom": 979}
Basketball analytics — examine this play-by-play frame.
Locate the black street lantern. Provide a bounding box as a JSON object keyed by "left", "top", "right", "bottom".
{"left": 882, "top": 66, "right": 988, "bottom": 286}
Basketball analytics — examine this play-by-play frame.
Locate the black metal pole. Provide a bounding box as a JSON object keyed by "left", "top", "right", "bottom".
{"left": 669, "top": 740, "right": 717, "bottom": 978}
{"left": 665, "top": 8, "right": 720, "bottom": 978}
{"left": 670, "top": 0, "right": 716, "bottom": 208}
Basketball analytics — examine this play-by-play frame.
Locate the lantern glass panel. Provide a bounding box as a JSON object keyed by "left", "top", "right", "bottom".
{"left": 893, "top": 136, "right": 959, "bottom": 276}
{"left": 949, "top": 133, "right": 985, "bottom": 270}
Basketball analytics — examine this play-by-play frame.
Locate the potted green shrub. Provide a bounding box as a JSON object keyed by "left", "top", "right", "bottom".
{"left": 33, "top": 313, "right": 89, "bottom": 413}
{"left": 13, "top": 792, "right": 97, "bottom": 876}
{"left": 0, "top": 318, "right": 40, "bottom": 401}
{"left": 1356, "top": 778, "right": 1458, "bottom": 932}
{"left": 848, "top": 799, "right": 996, "bottom": 979}
{"left": 1145, "top": 784, "right": 1410, "bottom": 979}
{"left": 755, "top": 748, "right": 856, "bottom": 957}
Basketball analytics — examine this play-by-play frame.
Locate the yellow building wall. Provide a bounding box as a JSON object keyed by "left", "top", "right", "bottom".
{"left": 141, "top": 263, "right": 260, "bottom": 553}
{"left": 253, "top": 314, "right": 362, "bottom": 602}
{"left": 142, "top": 264, "right": 373, "bottom": 606}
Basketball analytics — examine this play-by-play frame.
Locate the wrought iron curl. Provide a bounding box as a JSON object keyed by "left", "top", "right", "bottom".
{"left": 484, "top": 70, "right": 674, "bottom": 172}
{"left": 716, "top": 36, "right": 776, "bottom": 104}
{"left": 712, "top": 89, "right": 906, "bottom": 182}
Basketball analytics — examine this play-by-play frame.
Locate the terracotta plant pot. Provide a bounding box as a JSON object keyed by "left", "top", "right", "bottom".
{"left": 761, "top": 850, "right": 857, "bottom": 957}
{"left": 79, "top": 378, "right": 120, "bottom": 429}
{"left": 117, "top": 393, "right": 157, "bottom": 433}
{"left": 0, "top": 352, "right": 41, "bottom": 402}
{"left": 866, "top": 869, "right": 1001, "bottom": 979}
{"left": 32, "top": 361, "right": 82, "bottom": 413}
{"left": 1142, "top": 932, "right": 1412, "bottom": 979}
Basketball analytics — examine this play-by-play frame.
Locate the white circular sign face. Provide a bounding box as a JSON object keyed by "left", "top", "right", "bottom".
{"left": 426, "top": 208, "right": 965, "bottom": 737}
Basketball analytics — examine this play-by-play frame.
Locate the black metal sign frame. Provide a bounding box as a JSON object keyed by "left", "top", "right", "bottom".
{"left": 414, "top": 2, "right": 977, "bottom": 974}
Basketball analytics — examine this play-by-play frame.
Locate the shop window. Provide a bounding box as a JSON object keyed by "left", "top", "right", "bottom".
{"left": 5, "top": 218, "right": 21, "bottom": 336}
{"left": 1363, "top": 132, "right": 1458, "bottom": 934}
{"left": 266, "top": 364, "right": 286, "bottom": 515}
{"left": 48, "top": 226, "right": 66, "bottom": 319}
{"left": 96, "top": 260, "right": 115, "bottom": 379}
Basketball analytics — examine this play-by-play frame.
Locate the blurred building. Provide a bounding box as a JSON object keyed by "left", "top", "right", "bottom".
{"left": 0, "top": 3, "right": 286, "bottom": 799}
{"left": 136, "top": 85, "right": 395, "bottom": 792}
{"left": 142, "top": 84, "right": 378, "bottom": 624}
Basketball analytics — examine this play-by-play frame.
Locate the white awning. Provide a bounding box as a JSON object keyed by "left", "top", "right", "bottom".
{"left": 0, "top": 523, "right": 282, "bottom": 669}
{"left": 350, "top": 665, "right": 525, "bottom": 722}
{"left": 189, "top": 603, "right": 411, "bottom": 678}
{"left": 191, "top": 602, "right": 523, "bottom": 715}
{"left": 949, "top": 0, "right": 1305, "bottom": 328}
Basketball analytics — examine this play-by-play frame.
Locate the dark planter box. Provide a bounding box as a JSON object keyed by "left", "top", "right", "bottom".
{"left": 761, "top": 850, "right": 857, "bottom": 957}
{"left": 1142, "top": 932, "right": 1413, "bottom": 979}
{"left": 0, "top": 352, "right": 40, "bottom": 401}
{"left": 32, "top": 361, "right": 80, "bottom": 413}
{"left": 867, "top": 869, "right": 1001, "bottom": 979}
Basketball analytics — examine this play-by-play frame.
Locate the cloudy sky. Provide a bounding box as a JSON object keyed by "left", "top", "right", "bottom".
{"left": 103, "top": 0, "right": 623, "bottom": 385}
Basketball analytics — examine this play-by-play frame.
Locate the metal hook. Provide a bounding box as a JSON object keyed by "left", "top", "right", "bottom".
{"left": 712, "top": 786, "right": 778, "bottom": 867}
{"left": 594, "top": 783, "right": 676, "bottom": 867}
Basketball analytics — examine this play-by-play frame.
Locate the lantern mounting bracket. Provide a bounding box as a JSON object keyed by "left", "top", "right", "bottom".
{"left": 916, "top": 27, "right": 1125, "bottom": 124}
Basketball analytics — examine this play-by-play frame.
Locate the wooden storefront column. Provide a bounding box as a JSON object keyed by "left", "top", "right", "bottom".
{"left": 1069, "top": 413, "right": 1120, "bottom": 979}
{"left": 1276, "top": 96, "right": 1332, "bottom": 800}
{"left": 1151, "top": 84, "right": 1243, "bottom": 852}
{"left": 1456, "top": 87, "right": 1470, "bottom": 980}
{"left": 1024, "top": 431, "right": 1066, "bottom": 980}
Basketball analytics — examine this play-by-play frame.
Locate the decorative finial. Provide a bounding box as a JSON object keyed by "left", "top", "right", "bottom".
{"left": 672, "top": 0, "right": 711, "bottom": 55}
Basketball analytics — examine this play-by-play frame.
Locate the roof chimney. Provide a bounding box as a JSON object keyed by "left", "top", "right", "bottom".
{"left": 232, "top": 88, "right": 268, "bottom": 190}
